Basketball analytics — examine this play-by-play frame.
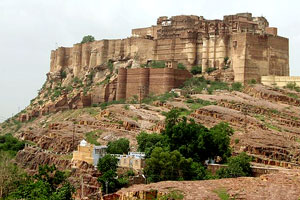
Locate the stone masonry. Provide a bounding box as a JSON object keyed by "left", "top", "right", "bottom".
{"left": 50, "top": 13, "right": 289, "bottom": 84}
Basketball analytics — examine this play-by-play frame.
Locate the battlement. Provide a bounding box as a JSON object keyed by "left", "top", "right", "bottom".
{"left": 50, "top": 13, "right": 289, "bottom": 84}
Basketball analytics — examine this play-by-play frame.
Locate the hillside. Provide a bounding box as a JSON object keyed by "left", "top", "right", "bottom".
{"left": 1, "top": 76, "right": 300, "bottom": 198}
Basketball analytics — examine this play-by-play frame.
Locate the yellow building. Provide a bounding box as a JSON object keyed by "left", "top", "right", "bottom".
{"left": 72, "top": 140, "right": 107, "bottom": 166}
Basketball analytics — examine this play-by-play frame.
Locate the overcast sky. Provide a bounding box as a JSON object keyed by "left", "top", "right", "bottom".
{"left": 0, "top": 0, "right": 299, "bottom": 122}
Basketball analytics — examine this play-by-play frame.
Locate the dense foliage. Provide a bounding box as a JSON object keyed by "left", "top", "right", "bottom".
{"left": 97, "top": 155, "right": 128, "bottom": 194}
{"left": 107, "top": 138, "right": 130, "bottom": 154}
{"left": 81, "top": 35, "right": 95, "bottom": 44}
{"left": 138, "top": 108, "right": 238, "bottom": 183}
{"left": 0, "top": 152, "right": 24, "bottom": 199}
{"left": 136, "top": 132, "right": 168, "bottom": 157}
{"left": 144, "top": 147, "right": 193, "bottom": 182}
{"left": 190, "top": 66, "right": 202, "bottom": 75}
{"left": 0, "top": 133, "right": 25, "bottom": 156}
{"left": 216, "top": 152, "right": 252, "bottom": 178}
{"left": 6, "top": 165, "right": 74, "bottom": 200}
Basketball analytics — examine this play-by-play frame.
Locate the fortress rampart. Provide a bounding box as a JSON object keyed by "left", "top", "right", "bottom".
{"left": 50, "top": 13, "right": 289, "bottom": 84}
{"left": 116, "top": 68, "right": 192, "bottom": 100}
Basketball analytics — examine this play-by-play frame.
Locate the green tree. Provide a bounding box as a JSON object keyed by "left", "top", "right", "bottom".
{"left": 97, "top": 155, "right": 127, "bottom": 194}
{"left": 0, "top": 152, "right": 24, "bottom": 198}
{"left": 136, "top": 132, "right": 168, "bottom": 157}
{"left": 107, "top": 138, "right": 130, "bottom": 154}
{"left": 210, "top": 122, "right": 233, "bottom": 163}
{"left": 7, "top": 164, "right": 74, "bottom": 200}
{"left": 144, "top": 147, "right": 194, "bottom": 182}
{"left": 216, "top": 152, "right": 252, "bottom": 178}
{"left": 163, "top": 109, "right": 232, "bottom": 163}
{"left": 81, "top": 35, "right": 95, "bottom": 44}
{"left": 0, "top": 133, "right": 25, "bottom": 156}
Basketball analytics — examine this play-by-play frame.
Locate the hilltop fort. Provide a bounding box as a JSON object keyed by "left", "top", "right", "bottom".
{"left": 50, "top": 12, "right": 289, "bottom": 84}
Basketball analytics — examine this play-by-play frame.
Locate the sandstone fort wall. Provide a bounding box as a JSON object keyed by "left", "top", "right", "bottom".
{"left": 49, "top": 13, "right": 289, "bottom": 84}
{"left": 261, "top": 76, "right": 300, "bottom": 87}
{"left": 116, "top": 68, "right": 192, "bottom": 101}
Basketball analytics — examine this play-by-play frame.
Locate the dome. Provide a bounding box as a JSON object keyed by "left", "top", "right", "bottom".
{"left": 80, "top": 139, "right": 88, "bottom": 146}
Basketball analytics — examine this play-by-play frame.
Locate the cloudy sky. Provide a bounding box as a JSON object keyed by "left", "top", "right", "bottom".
{"left": 0, "top": 0, "right": 299, "bottom": 122}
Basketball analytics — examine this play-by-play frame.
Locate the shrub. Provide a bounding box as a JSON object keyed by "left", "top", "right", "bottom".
{"left": 123, "top": 104, "right": 129, "bottom": 110}
{"left": 107, "top": 60, "right": 114, "bottom": 72}
{"left": 234, "top": 138, "right": 240, "bottom": 144}
{"left": 0, "top": 134, "right": 25, "bottom": 156}
{"left": 81, "top": 35, "right": 95, "bottom": 44}
{"left": 177, "top": 63, "right": 186, "bottom": 70}
{"left": 60, "top": 70, "right": 67, "bottom": 79}
{"left": 72, "top": 77, "right": 81, "bottom": 85}
{"left": 248, "top": 79, "right": 257, "bottom": 84}
{"left": 205, "top": 67, "right": 217, "bottom": 74}
{"left": 216, "top": 152, "right": 252, "bottom": 178}
{"left": 186, "top": 99, "right": 194, "bottom": 103}
{"left": 149, "top": 61, "right": 165, "bottom": 68}
{"left": 231, "top": 82, "right": 243, "bottom": 91}
{"left": 190, "top": 66, "right": 202, "bottom": 75}
{"left": 38, "top": 100, "right": 44, "bottom": 105}
{"left": 286, "top": 82, "right": 300, "bottom": 92}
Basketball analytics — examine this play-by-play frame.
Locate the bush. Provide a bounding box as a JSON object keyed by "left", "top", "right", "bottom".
{"left": 8, "top": 164, "right": 75, "bottom": 200}
{"left": 231, "top": 82, "right": 243, "bottom": 91}
{"left": 60, "top": 70, "right": 67, "bottom": 79}
{"left": 216, "top": 152, "right": 252, "bottom": 178}
{"left": 81, "top": 35, "right": 95, "bottom": 44}
{"left": 190, "top": 66, "right": 202, "bottom": 75}
{"left": 107, "top": 138, "right": 130, "bottom": 154}
{"left": 0, "top": 134, "right": 25, "bottom": 156}
{"left": 107, "top": 60, "right": 114, "bottom": 72}
{"left": 149, "top": 61, "right": 165, "bottom": 68}
{"left": 286, "top": 82, "right": 300, "bottom": 92}
{"left": 205, "top": 67, "right": 217, "bottom": 74}
{"left": 248, "top": 79, "right": 257, "bottom": 84}
{"left": 177, "top": 63, "right": 186, "bottom": 70}
{"left": 182, "top": 77, "right": 208, "bottom": 93}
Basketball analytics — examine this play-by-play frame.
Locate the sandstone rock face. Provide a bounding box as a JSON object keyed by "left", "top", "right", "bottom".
{"left": 116, "top": 169, "right": 300, "bottom": 200}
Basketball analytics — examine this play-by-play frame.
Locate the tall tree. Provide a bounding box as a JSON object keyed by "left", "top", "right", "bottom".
{"left": 107, "top": 138, "right": 130, "bottom": 154}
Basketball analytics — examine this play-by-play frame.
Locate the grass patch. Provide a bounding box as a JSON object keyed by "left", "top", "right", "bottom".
{"left": 58, "top": 154, "right": 73, "bottom": 160}
{"left": 254, "top": 114, "right": 265, "bottom": 122}
{"left": 141, "top": 92, "right": 179, "bottom": 105}
{"left": 287, "top": 93, "right": 299, "bottom": 100}
{"left": 85, "top": 130, "right": 102, "bottom": 145}
{"left": 159, "top": 190, "right": 184, "bottom": 200}
{"left": 99, "top": 99, "right": 126, "bottom": 110}
{"left": 265, "top": 122, "right": 282, "bottom": 132}
{"left": 213, "top": 188, "right": 232, "bottom": 200}
{"left": 185, "top": 99, "right": 216, "bottom": 110}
